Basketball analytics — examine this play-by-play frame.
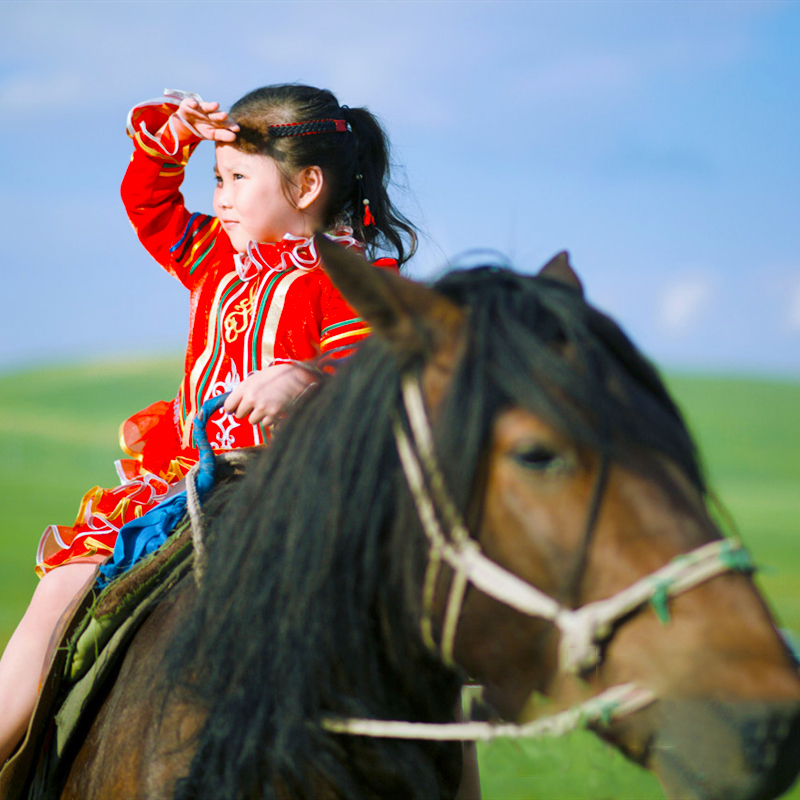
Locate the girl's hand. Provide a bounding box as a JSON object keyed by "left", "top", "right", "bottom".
{"left": 174, "top": 97, "right": 239, "bottom": 142}
{"left": 223, "top": 363, "right": 319, "bottom": 427}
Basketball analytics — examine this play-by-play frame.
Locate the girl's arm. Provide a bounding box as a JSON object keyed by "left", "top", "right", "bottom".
{"left": 318, "top": 257, "right": 399, "bottom": 365}
{"left": 120, "top": 92, "right": 237, "bottom": 288}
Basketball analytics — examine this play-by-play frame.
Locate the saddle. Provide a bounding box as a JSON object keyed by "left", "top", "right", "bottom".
{"left": 0, "top": 523, "right": 193, "bottom": 800}
{"left": 0, "top": 451, "right": 252, "bottom": 800}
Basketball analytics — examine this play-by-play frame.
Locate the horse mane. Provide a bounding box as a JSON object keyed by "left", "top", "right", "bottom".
{"left": 166, "top": 264, "right": 705, "bottom": 800}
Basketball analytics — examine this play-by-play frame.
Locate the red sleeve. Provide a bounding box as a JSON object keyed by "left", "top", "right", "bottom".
{"left": 319, "top": 257, "right": 399, "bottom": 364}
{"left": 120, "top": 93, "right": 231, "bottom": 289}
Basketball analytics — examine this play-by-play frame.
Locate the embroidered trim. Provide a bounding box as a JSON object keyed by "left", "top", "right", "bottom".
{"left": 234, "top": 227, "right": 364, "bottom": 282}
{"left": 126, "top": 89, "right": 204, "bottom": 162}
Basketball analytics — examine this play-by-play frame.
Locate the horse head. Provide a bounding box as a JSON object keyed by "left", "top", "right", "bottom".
{"left": 317, "top": 235, "right": 800, "bottom": 800}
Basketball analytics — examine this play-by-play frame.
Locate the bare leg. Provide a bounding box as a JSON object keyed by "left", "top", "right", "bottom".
{"left": 0, "top": 563, "right": 96, "bottom": 765}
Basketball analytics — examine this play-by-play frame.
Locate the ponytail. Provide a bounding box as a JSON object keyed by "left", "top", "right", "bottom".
{"left": 229, "top": 85, "right": 417, "bottom": 267}
{"left": 340, "top": 106, "right": 417, "bottom": 266}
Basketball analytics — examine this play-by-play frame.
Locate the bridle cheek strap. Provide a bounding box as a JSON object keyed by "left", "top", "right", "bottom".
{"left": 395, "top": 374, "right": 754, "bottom": 675}
{"left": 321, "top": 374, "right": 753, "bottom": 743}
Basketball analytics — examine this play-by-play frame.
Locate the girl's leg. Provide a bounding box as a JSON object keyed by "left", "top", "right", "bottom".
{"left": 0, "top": 563, "right": 97, "bottom": 765}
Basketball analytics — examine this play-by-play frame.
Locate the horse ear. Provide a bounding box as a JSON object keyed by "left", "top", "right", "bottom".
{"left": 538, "top": 251, "right": 584, "bottom": 296}
{"left": 315, "top": 234, "right": 465, "bottom": 357}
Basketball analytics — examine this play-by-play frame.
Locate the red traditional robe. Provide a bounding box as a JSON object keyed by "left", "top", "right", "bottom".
{"left": 36, "top": 92, "right": 395, "bottom": 576}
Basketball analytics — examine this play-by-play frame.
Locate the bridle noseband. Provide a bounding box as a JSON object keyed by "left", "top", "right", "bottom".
{"left": 323, "top": 372, "right": 754, "bottom": 742}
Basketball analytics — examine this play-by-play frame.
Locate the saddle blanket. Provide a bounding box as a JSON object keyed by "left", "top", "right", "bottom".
{"left": 0, "top": 522, "right": 194, "bottom": 800}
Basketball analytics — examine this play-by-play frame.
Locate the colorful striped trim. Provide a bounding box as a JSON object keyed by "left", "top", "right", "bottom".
{"left": 192, "top": 279, "right": 246, "bottom": 434}
{"left": 171, "top": 213, "right": 211, "bottom": 257}
{"left": 321, "top": 326, "right": 371, "bottom": 349}
{"left": 158, "top": 163, "right": 184, "bottom": 177}
{"left": 250, "top": 271, "right": 292, "bottom": 368}
{"left": 188, "top": 242, "right": 217, "bottom": 275}
{"left": 259, "top": 271, "right": 306, "bottom": 366}
{"left": 167, "top": 214, "right": 220, "bottom": 274}
{"left": 182, "top": 274, "right": 242, "bottom": 446}
{"left": 321, "top": 317, "right": 363, "bottom": 336}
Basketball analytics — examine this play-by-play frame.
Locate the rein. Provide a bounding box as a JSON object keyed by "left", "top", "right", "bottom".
{"left": 323, "top": 373, "right": 755, "bottom": 742}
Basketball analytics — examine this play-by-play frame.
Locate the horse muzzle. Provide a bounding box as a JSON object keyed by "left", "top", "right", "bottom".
{"left": 650, "top": 699, "right": 800, "bottom": 800}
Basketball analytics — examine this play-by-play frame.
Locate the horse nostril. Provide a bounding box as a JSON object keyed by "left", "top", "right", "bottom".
{"left": 744, "top": 707, "right": 800, "bottom": 799}
{"left": 653, "top": 700, "right": 800, "bottom": 800}
{"left": 739, "top": 714, "right": 792, "bottom": 774}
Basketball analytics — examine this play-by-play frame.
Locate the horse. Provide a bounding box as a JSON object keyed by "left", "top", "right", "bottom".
{"left": 42, "top": 240, "right": 800, "bottom": 799}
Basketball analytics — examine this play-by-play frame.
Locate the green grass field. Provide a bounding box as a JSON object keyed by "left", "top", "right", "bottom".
{"left": 0, "top": 359, "right": 798, "bottom": 799}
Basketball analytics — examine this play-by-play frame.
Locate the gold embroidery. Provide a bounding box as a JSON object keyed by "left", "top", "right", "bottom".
{"left": 224, "top": 284, "right": 258, "bottom": 343}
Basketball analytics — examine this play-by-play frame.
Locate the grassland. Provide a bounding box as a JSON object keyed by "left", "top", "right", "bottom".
{"left": 0, "top": 359, "right": 798, "bottom": 799}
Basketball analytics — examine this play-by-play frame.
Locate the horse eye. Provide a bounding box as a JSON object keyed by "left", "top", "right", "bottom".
{"left": 512, "top": 445, "right": 561, "bottom": 472}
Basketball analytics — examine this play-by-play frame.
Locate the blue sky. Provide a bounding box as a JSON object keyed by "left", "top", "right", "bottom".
{"left": 1, "top": 0, "right": 798, "bottom": 376}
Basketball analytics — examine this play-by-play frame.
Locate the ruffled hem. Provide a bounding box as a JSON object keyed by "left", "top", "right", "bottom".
{"left": 36, "top": 398, "right": 198, "bottom": 577}
{"left": 35, "top": 458, "right": 195, "bottom": 577}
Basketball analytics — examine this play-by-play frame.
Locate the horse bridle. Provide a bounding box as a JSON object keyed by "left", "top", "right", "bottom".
{"left": 323, "top": 373, "right": 755, "bottom": 742}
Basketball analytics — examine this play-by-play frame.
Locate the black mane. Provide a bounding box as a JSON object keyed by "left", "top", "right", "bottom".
{"left": 167, "top": 265, "right": 704, "bottom": 800}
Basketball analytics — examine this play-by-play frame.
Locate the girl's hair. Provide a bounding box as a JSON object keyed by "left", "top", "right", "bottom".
{"left": 229, "top": 84, "right": 417, "bottom": 266}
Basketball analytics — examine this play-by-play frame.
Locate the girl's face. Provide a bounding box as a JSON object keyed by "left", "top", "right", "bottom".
{"left": 213, "top": 145, "right": 313, "bottom": 252}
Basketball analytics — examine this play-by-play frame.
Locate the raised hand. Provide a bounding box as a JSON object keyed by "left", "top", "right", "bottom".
{"left": 174, "top": 97, "right": 240, "bottom": 142}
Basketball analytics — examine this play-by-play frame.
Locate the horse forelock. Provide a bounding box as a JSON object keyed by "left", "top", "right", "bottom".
{"left": 166, "top": 264, "right": 705, "bottom": 799}
{"left": 433, "top": 266, "right": 706, "bottom": 498}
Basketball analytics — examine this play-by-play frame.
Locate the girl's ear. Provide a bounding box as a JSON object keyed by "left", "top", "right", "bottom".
{"left": 295, "top": 166, "right": 325, "bottom": 210}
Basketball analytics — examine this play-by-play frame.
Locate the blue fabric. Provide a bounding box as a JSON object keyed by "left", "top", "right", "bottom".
{"left": 97, "top": 392, "right": 230, "bottom": 588}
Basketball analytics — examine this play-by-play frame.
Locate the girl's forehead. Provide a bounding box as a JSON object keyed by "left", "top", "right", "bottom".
{"left": 215, "top": 145, "right": 273, "bottom": 170}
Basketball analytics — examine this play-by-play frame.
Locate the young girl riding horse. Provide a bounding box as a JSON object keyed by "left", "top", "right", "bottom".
{"left": 0, "top": 83, "right": 416, "bottom": 766}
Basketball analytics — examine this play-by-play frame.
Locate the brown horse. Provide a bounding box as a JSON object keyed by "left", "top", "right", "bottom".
{"left": 35, "top": 243, "right": 800, "bottom": 798}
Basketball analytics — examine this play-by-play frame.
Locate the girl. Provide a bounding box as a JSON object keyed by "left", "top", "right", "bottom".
{"left": 0, "top": 83, "right": 416, "bottom": 766}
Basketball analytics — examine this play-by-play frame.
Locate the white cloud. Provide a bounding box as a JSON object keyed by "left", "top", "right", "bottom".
{"left": 658, "top": 275, "right": 714, "bottom": 336}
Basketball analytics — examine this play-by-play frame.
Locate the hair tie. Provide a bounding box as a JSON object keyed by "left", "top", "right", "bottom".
{"left": 267, "top": 119, "right": 349, "bottom": 138}
{"left": 355, "top": 173, "right": 375, "bottom": 227}
{"left": 342, "top": 107, "right": 374, "bottom": 228}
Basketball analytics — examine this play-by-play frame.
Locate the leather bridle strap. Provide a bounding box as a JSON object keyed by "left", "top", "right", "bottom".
{"left": 324, "top": 681, "right": 655, "bottom": 741}
{"left": 561, "top": 452, "right": 608, "bottom": 606}
{"left": 394, "top": 373, "right": 755, "bottom": 674}
{"left": 321, "top": 373, "right": 754, "bottom": 744}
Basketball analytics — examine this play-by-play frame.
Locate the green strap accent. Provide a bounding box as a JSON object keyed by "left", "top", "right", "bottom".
{"left": 578, "top": 696, "right": 620, "bottom": 729}
{"left": 720, "top": 539, "right": 756, "bottom": 573}
{"left": 649, "top": 578, "right": 674, "bottom": 625}
{"left": 597, "top": 700, "right": 616, "bottom": 727}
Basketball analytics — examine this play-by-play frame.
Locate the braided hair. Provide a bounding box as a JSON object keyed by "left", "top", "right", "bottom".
{"left": 229, "top": 84, "right": 417, "bottom": 267}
